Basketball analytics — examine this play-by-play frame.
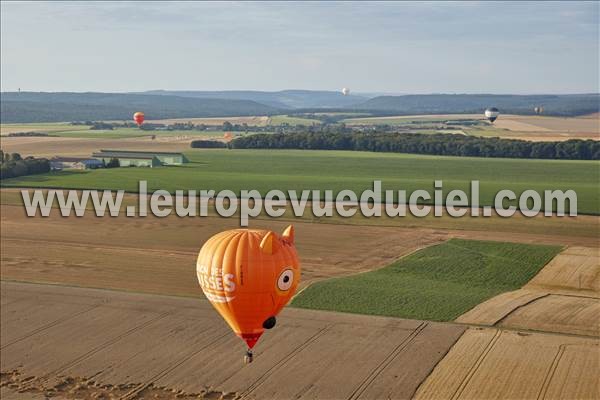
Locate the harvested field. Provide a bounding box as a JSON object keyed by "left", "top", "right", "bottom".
{"left": 0, "top": 281, "right": 465, "bottom": 400}
{"left": 145, "top": 116, "right": 270, "bottom": 126}
{"left": 0, "top": 136, "right": 192, "bottom": 158}
{"left": 456, "top": 246, "right": 599, "bottom": 337}
{"left": 498, "top": 294, "right": 600, "bottom": 337}
{"left": 0, "top": 204, "right": 443, "bottom": 295}
{"left": 526, "top": 246, "right": 600, "bottom": 295}
{"left": 499, "top": 114, "right": 600, "bottom": 133}
{"left": 344, "top": 114, "right": 484, "bottom": 124}
{"left": 0, "top": 123, "right": 90, "bottom": 136}
{"left": 454, "top": 289, "right": 548, "bottom": 326}
{"left": 344, "top": 113, "right": 600, "bottom": 141}
{"left": 493, "top": 114, "right": 599, "bottom": 141}
{"left": 2, "top": 197, "right": 598, "bottom": 299}
{"left": 414, "top": 327, "right": 599, "bottom": 400}
{"left": 2, "top": 187, "right": 600, "bottom": 245}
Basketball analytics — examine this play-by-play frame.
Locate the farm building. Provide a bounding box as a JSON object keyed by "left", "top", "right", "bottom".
{"left": 91, "top": 150, "right": 188, "bottom": 167}
{"left": 92, "top": 151, "right": 161, "bottom": 168}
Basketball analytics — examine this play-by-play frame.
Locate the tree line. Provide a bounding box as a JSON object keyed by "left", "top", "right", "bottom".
{"left": 190, "top": 140, "right": 228, "bottom": 148}
{"left": 230, "top": 131, "right": 599, "bottom": 160}
{"left": 0, "top": 150, "right": 51, "bottom": 179}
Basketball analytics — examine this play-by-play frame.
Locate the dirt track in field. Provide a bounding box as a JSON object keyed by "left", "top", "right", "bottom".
{"left": 0, "top": 281, "right": 465, "bottom": 400}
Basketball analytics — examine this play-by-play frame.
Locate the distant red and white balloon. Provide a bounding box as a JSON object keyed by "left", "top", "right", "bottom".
{"left": 133, "top": 111, "right": 145, "bottom": 126}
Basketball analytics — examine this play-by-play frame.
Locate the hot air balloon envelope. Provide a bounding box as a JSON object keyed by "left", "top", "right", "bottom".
{"left": 133, "top": 112, "right": 145, "bottom": 126}
{"left": 484, "top": 107, "right": 499, "bottom": 123}
{"left": 196, "top": 226, "right": 300, "bottom": 352}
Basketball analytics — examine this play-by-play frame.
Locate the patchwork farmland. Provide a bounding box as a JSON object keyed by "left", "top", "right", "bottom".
{"left": 2, "top": 1, "right": 599, "bottom": 398}
{"left": 1, "top": 186, "right": 599, "bottom": 398}
{"left": 1, "top": 114, "right": 599, "bottom": 400}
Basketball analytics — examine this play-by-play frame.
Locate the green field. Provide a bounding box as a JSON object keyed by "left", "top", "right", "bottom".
{"left": 291, "top": 239, "right": 562, "bottom": 321}
{"left": 1, "top": 123, "right": 235, "bottom": 139}
{"left": 342, "top": 116, "right": 451, "bottom": 125}
{"left": 2, "top": 150, "right": 598, "bottom": 214}
{"left": 0, "top": 123, "right": 91, "bottom": 135}
{"left": 268, "top": 115, "right": 321, "bottom": 125}
{"left": 53, "top": 128, "right": 228, "bottom": 139}
{"left": 49, "top": 128, "right": 149, "bottom": 139}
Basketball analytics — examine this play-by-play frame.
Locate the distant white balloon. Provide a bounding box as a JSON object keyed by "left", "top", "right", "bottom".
{"left": 342, "top": 88, "right": 350, "bottom": 96}
{"left": 484, "top": 107, "right": 500, "bottom": 123}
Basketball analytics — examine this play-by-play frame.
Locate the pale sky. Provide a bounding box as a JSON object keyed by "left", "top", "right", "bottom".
{"left": 1, "top": 1, "right": 598, "bottom": 94}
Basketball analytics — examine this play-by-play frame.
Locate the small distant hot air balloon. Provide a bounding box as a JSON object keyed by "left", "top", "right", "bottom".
{"left": 223, "top": 132, "right": 233, "bottom": 142}
{"left": 197, "top": 226, "right": 300, "bottom": 363}
{"left": 133, "top": 112, "right": 145, "bottom": 127}
{"left": 484, "top": 107, "right": 499, "bottom": 123}
{"left": 342, "top": 88, "right": 350, "bottom": 96}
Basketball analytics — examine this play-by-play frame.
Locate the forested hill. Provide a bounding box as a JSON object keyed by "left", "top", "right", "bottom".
{"left": 142, "top": 90, "right": 368, "bottom": 109}
{"left": 2, "top": 91, "right": 598, "bottom": 123}
{"left": 0, "top": 92, "right": 282, "bottom": 123}
{"left": 357, "top": 94, "right": 599, "bottom": 116}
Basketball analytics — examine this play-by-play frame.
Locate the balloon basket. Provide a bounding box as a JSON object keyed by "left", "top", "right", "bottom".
{"left": 244, "top": 349, "right": 254, "bottom": 364}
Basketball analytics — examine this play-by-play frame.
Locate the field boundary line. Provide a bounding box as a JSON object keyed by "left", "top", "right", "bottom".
{"left": 239, "top": 325, "right": 332, "bottom": 398}
{"left": 549, "top": 293, "right": 600, "bottom": 300}
{"left": 492, "top": 293, "right": 551, "bottom": 327}
{"left": 411, "top": 325, "right": 468, "bottom": 399}
{"left": 537, "top": 344, "right": 566, "bottom": 400}
{"left": 0, "top": 303, "right": 104, "bottom": 350}
{"left": 451, "top": 329, "right": 502, "bottom": 400}
{"left": 347, "top": 322, "right": 427, "bottom": 400}
{"left": 457, "top": 322, "right": 600, "bottom": 340}
{"left": 119, "top": 331, "right": 232, "bottom": 400}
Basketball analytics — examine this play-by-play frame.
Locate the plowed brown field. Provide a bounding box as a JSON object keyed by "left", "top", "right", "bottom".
{"left": 0, "top": 281, "right": 465, "bottom": 400}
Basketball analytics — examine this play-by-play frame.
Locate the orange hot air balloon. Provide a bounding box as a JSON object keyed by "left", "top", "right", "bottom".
{"left": 133, "top": 111, "right": 145, "bottom": 126}
{"left": 223, "top": 132, "right": 233, "bottom": 142}
{"left": 196, "top": 226, "right": 300, "bottom": 362}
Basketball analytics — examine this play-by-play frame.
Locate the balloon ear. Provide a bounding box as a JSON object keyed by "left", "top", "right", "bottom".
{"left": 282, "top": 225, "right": 294, "bottom": 244}
{"left": 260, "top": 231, "right": 280, "bottom": 255}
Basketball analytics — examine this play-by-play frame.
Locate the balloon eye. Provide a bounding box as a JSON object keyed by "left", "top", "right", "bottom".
{"left": 277, "top": 269, "right": 294, "bottom": 291}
